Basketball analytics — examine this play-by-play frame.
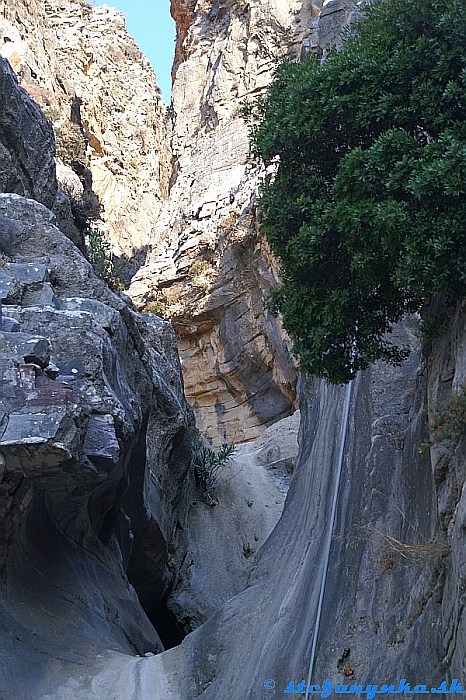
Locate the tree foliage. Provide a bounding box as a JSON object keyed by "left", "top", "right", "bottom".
{"left": 245, "top": 0, "right": 466, "bottom": 383}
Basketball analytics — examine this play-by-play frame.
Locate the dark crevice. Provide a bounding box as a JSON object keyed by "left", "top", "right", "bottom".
{"left": 148, "top": 604, "right": 185, "bottom": 649}
{"left": 122, "top": 420, "right": 188, "bottom": 650}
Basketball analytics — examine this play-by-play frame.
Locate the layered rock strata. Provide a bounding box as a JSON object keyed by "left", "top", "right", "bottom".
{"left": 129, "top": 0, "right": 322, "bottom": 443}
{"left": 0, "top": 193, "right": 293, "bottom": 698}
{"left": 4, "top": 2, "right": 466, "bottom": 699}
{"left": 128, "top": 0, "right": 376, "bottom": 445}
{"left": 0, "top": 54, "right": 293, "bottom": 697}
{"left": 0, "top": 0, "right": 373, "bottom": 448}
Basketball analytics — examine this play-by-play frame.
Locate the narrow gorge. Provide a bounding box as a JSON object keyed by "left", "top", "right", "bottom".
{"left": 0, "top": 0, "right": 465, "bottom": 698}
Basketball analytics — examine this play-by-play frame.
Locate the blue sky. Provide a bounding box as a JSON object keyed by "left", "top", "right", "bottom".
{"left": 96, "top": 0, "right": 175, "bottom": 101}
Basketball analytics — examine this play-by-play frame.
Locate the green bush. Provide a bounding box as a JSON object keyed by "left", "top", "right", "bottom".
{"left": 86, "top": 226, "right": 126, "bottom": 290}
{"left": 191, "top": 429, "right": 236, "bottom": 504}
{"left": 245, "top": 0, "right": 466, "bottom": 383}
{"left": 43, "top": 106, "right": 61, "bottom": 124}
{"left": 189, "top": 260, "right": 212, "bottom": 281}
{"left": 431, "top": 388, "right": 466, "bottom": 444}
{"left": 142, "top": 299, "right": 167, "bottom": 316}
{"left": 87, "top": 226, "right": 111, "bottom": 278}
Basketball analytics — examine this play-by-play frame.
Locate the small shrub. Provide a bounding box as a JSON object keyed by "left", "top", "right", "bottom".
{"left": 191, "top": 428, "right": 236, "bottom": 504}
{"left": 354, "top": 523, "right": 449, "bottom": 569}
{"left": 220, "top": 212, "right": 239, "bottom": 232}
{"left": 108, "top": 258, "right": 127, "bottom": 291}
{"left": 189, "top": 260, "right": 212, "bottom": 281}
{"left": 430, "top": 387, "right": 466, "bottom": 444}
{"left": 55, "top": 121, "right": 86, "bottom": 165}
{"left": 43, "top": 106, "right": 61, "bottom": 123}
{"left": 86, "top": 225, "right": 126, "bottom": 290}
{"left": 142, "top": 299, "right": 167, "bottom": 316}
{"left": 87, "top": 225, "right": 110, "bottom": 278}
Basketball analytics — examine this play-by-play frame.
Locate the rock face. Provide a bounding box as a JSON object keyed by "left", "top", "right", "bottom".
{"left": 0, "top": 0, "right": 375, "bottom": 447}
{"left": 3, "top": 1, "right": 466, "bottom": 699}
{"left": 129, "top": 0, "right": 319, "bottom": 443}
{"left": 0, "top": 49, "right": 294, "bottom": 698}
{"left": 0, "top": 0, "right": 170, "bottom": 261}
{"left": 0, "top": 191, "right": 196, "bottom": 697}
{"left": 27, "top": 317, "right": 460, "bottom": 700}
{"left": 166, "top": 324, "right": 444, "bottom": 698}
{"left": 0, "top": 57, "right": 57, "bottom": 210}
{"left": 167, "top": 412, "right": 299, "bottom": 633}
{"left": 424, "top": 300, "right": 466, "bottom": 678}
{"left": 0, "top": 194, "right": 294, "bottom": 700}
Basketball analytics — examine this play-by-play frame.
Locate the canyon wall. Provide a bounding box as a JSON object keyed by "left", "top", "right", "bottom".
{"left": 129, "top": 0, "right": 367, "bottom": 444}
{"left": 29, "top": 312, "right": 466, "bottom": 700}
{"left": 129, "top": 0, "right": 319, "bottom": 443}
{"left": 0, "top": 54, "right": 193, "bottom": 694}
{"left": 1, "top": 0, "right": 301, "bottom": 445}
{"left": 0, "top": 49, "right": 289, "bottom": 698}
{"left": 2, "top": 1, "right": 466, "bottom": 699}
{"left": 0, "top": 0, "right": 170, "bottom": 260}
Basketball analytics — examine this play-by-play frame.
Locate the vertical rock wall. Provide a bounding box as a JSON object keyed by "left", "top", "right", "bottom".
{"left": 157, "top": 320, "right": 445, "bottom": 698}
{"left": 0, "top": 192, "right": 195, "bottom": 696}
{"left": 129, "top": 0, "right": 321, "bottom": 444}
{"left": 0, "top": 0, "right": 377, "bottom": 448}
{"left": 424, "top": 300, "right": 466, "bottom": 679}
{"left": 0, "top": 55, "right": 197, "bottom": 699}
{"left": 0, "top": 56, "right": 57, "bottom": 209}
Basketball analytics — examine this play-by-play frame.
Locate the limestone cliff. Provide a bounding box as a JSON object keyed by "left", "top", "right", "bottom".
{"left": 0, "top": 54, "right": 193, "bottom": 690}
{"left": 0, "top": 0, "right": 170, "bottom": 261}
{"left": 129, "top": 0, "right": 320, "bottom": 443}
{"left": 128, "top": 0, "right": 370, "bottom": 445}
{"left": 0, "top": 0, "right": 373, "bottom": 448}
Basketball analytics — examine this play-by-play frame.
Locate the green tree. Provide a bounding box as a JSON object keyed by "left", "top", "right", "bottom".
{"left": 245, "top": 0, "right": 466, "bottom": 383}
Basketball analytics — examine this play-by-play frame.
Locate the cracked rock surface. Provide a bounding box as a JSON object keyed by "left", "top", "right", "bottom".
{"left": 0, "top": 193, "right": 194, "bottom": 698}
